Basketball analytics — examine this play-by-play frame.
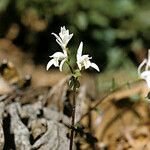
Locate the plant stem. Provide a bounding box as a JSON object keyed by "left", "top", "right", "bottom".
{"left": 66, "top": 62, "right": 78, "bottom": 150}
{"left": 69, "top": 88, "right": 76, "bottom": 150}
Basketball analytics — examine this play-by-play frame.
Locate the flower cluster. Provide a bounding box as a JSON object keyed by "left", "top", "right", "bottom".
{"left": 77, "top": 42, "right": 99, "bottom": 72}
{"left": 46, "top": 26, "right": 99, "bottom": 72}
{"left": 138, "top": 49, "right": 150, "bottom": 88}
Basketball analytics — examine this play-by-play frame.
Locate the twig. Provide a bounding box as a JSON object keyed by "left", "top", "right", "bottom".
{"left": 79, "top": 93, "right": 110, "bottom": 122}
{"left": 79, "top": 79, "right": 143, "bottom": 122}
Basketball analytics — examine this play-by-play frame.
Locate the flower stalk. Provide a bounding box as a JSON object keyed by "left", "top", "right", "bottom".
{"left": 46, "top": 26, "right": 99, "bottom": 150}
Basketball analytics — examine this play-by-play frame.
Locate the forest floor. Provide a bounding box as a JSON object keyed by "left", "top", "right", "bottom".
{"left": 0, "top": 38, "right": 150, "bottom": 150}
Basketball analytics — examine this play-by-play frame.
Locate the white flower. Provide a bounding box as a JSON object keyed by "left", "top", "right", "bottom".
{"left": 138, "top": 49, "right": 150, "bottom": 88}
{"left": 46, "top": 52, "right": 67, "bottom": 71}
{"left": 52, "top": 26, "right": 73, "bottom": 51}
{"left": 76, "top": 42, "right": 100, "bottom": 72}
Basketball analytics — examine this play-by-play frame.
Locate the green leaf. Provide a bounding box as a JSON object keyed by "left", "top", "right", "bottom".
{"left": 72, "top": 69, "right": 81, "bottom": 78}
{"left": 68, "top": 76, "right": 80, "bottom": 91}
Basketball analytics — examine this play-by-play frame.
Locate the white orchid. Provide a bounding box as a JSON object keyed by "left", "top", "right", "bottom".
{"left": 46, "top": 51, "right": 67, "bottom": 71}
{"left": 138, "top": 49, "right": 150, "bottom": 88}
{"left": 52, "top": 26, "right": 73, "bottom": 51}
{"left": 76, "top": 42, "right": 100, "bottom": 72}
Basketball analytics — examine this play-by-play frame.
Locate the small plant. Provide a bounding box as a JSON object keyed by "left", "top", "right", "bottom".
{"left": 46, "top": 26, "right": 99, "bottom": 150}
{"left": 138, "top": 49, "right": 150, "bottom": 88}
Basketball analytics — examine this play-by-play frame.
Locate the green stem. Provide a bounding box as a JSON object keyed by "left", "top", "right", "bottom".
{"left": 66, "top": 61, "right": 74, "bottom": 74}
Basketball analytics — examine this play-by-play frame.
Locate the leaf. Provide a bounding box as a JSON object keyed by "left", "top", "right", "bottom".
{"left": 72, "top": 69, "right": 81, "bottom": 78}
{"left": 32, "top": 120, "right": 69, "bottom": 150}
{"left": 68, "top": 76, "right": 80, "bottom": 91}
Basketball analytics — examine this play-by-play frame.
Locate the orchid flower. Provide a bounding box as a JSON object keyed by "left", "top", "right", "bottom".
{"left": 46, "top": 51, "right": 67, "bottom": 71}
{"left": 52, "top": 26, "right": 73, "bottom": 51}
{"left": 76, "top": 42, "right": 100, "bottom": 72}
{"left": 138, "top": 49, "right": 150, "bottom": 88}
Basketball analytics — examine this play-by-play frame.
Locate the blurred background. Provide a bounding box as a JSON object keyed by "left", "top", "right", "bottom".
{"left": 0, "top": 0, "right": 149, "bottom": 93}
{"left": 0, "top": 1, "right": 150, "bottom": 149}
{"left": 0, "top": 0, "right": 149, "bottom": 71}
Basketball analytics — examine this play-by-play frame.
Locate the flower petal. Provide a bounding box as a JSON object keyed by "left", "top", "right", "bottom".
{"left": 140, "top": 71, "right": 150, "bottom": 79}
{"left": 90, "top": 63, "right": 100, "bottom": 72}
{"left": 142, "top": 73, "right": 150, "bottom": 88}
{"left": 50, "top": 52, "right": 66, "bottom": 58}
{"left": 77, "top": 62, "right": 82, "bottom": 70}
{"left": 59, "top": 26, "right": 67, "bottom": 38}
{"left": 69, "top": 34, "right": 73, "bottom": 40}
{"left": 80, "top": 55, "right": 90, "bottom": 60}
{"left": 46, "top": 59, "right": 54, "bottom": 70}
{"left": 77, "top": 42, "right": 83, "bottom": 61}
{"left": 53, "top": 57, "right": 59, "bottom": 66}
{"left": 145, "top": 77, "right": 150, "bottom": 88}
{"left": 52, "top": 27, "right": 73, "bottom": 50}
{"left": 138, "top": 59, "right": 147, "bottom": 75}
{"left": 147, "top": 49, "right": 150, "bottom": 65}
{"left": 84, "top": 60, "right": 91, "bottom": 69}
{"left": 59, "top": 58, "right": 67, "bottom": 71}
{"left": 56, "top": 39, "right": 63, "bottom": 48}
{"left": 62, "top": 35, "right": 70, "bottom": 46}
{"left": 51, "top": 33, "right": 62, "bottom": 44}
